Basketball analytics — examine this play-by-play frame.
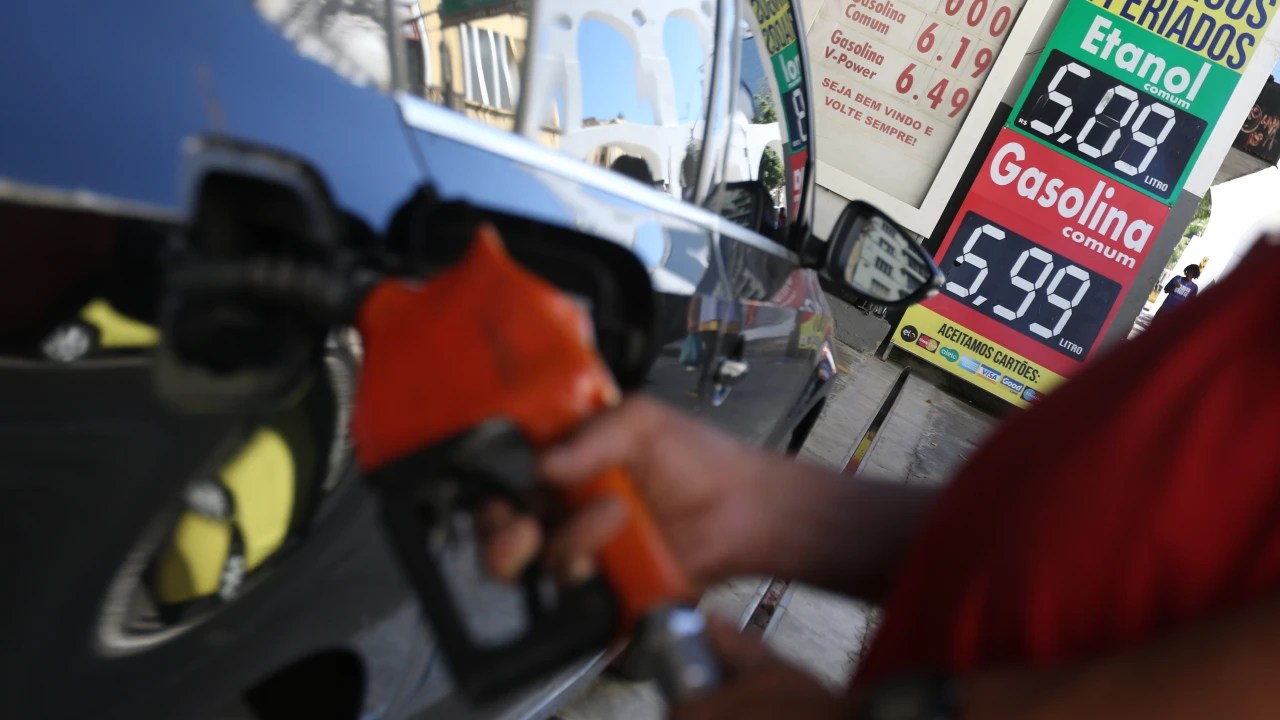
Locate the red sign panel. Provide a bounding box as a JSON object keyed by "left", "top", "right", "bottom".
{"left": 921, "top": 127, "right": 1171, "bottom": 376}
{"left": 788, "top": 148, "right": 808, "bottom": 216}
{"left": 968, "top": 128, "right": 1169, "bottom": 283}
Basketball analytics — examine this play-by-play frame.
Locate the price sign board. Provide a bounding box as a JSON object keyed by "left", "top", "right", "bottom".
{"left": 892, "top": 0, "right": 1278, "bottom": 406}
{"left": 1010, "top": 0, "right": 1238, "bottom": 204}
{"left": 1085, "top": 0, "right": 1280, "bottom": 71}
{"left": 809, "top": 0, "right": 1029, "bottom": 206}
{"left": 893, "top": 128, "right": 1171, "bottom": 405}
{"left": 748, "top": 0, "right": 812, "bottom": 216}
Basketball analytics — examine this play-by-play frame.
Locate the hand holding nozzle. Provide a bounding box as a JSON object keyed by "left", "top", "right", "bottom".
{"left": 351, "top": 224, "right": 724, "bottom": 700}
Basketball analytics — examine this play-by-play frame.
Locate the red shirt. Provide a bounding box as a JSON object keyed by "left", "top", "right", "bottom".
{"left": 857, "top": 236, "right": 1280, "bottom": 684}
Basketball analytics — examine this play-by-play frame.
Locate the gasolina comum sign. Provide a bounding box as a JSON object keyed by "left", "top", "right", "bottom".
{"left": 893, "top": 127, "right": 1169, "bottom": 406}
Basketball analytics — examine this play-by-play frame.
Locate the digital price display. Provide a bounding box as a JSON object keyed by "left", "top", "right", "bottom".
{"left": 1014, "top": 50, "right": 1207, "bottom": 201}
{"left": 940, "top": 211, "right": 1122, "bottom": 360}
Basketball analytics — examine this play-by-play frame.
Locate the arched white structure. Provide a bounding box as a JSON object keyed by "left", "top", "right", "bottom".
{"left": 525, "top": 0, "right": 781, "bottom": 200}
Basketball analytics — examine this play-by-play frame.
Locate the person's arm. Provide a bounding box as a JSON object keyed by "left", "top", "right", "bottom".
{"left": 953, "top": 593, "right": 1280, "bottom": 719}
{"left": 1164, "top": 277, "right": 1180, "bottom": 293}
{"left": 741, "top": 454, "right": 938, "bottom": 602}
{"left": 485, "top": 397, "right": 939, "bottom": 603}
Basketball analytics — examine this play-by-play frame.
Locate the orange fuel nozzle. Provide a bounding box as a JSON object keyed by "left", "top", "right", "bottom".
{"left": 353, "top": 223, "right": 691, "bottom": 638}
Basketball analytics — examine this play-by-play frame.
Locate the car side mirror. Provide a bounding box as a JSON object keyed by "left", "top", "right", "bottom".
{"left": 824, "top": 201, "right": 944, "bottom": 307}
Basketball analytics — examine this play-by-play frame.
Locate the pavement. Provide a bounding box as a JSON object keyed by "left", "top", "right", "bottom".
{"left": 826, "top": 294, "right": 892, "bottom": 354}
{"left": 553, "top": 338, "right": 1001, "bottom": 719}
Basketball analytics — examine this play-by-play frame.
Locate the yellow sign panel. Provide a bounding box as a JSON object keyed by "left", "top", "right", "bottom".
{"left": 752, "top": 0, "right": 798, "bottom": 56}
{"left": 891, "top": 305, "right": 1069, "bottom": 409}
{"left": 1087, "top": 0, "right": 1280, "bottom": 71}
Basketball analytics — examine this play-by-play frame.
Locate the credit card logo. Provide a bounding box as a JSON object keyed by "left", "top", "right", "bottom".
{"left": 1000, "top": 376, "right": 1026, "bottom": 394}
{"left": 958, "top": 356, "right": 980, "bottom": 373}
{"left": 899, "top": 325, "right": 919, "bottom": 343}
{"left": 916, "top": 334, "right": 939, "bottom": 353}
{"left": 1021, "top": 387, "right": 1040, "bottom": 403}
{"left": 979, "top": 365, "right": 1002, "bottom": 383}
{"left": 939, "top": 347, "right": 959, "bottom": 362}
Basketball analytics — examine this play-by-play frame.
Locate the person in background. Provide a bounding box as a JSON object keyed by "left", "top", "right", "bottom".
{"left": 609, "top": 155, "right": 656, "bottom": 186}
{"left": 1155, "top": 263, "right": 1201, "bottom": 320}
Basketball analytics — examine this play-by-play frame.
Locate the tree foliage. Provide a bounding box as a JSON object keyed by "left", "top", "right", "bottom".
{"left": 752, "top": 90, "right": 777, "bottom": 124}
{"left": 1165, "top": 190, "right": 1212, "bottom": 271}
{"left": 751, "top": 91, "right": 783, "bottom": 192}
{"left": 758, "top": 146, "right": 784, "bottom": 193}
{"left": 1187, "top": 189, "right": 1212, "bottom": 235}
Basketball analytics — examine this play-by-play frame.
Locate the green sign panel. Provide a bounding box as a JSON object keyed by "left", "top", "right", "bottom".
{"left": 1026, "top": 0, "right": 1238, "bottom": 119}
{"left": 770, "top": 43, "right": 802, "bottom": 93}
{"left": 1009, "top": 0, "right": 1241, "bottom": 204}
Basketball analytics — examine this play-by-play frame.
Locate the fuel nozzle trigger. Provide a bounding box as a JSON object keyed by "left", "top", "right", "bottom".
{"left": 370, "top": 419, "right": 619, "bottom": 701}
